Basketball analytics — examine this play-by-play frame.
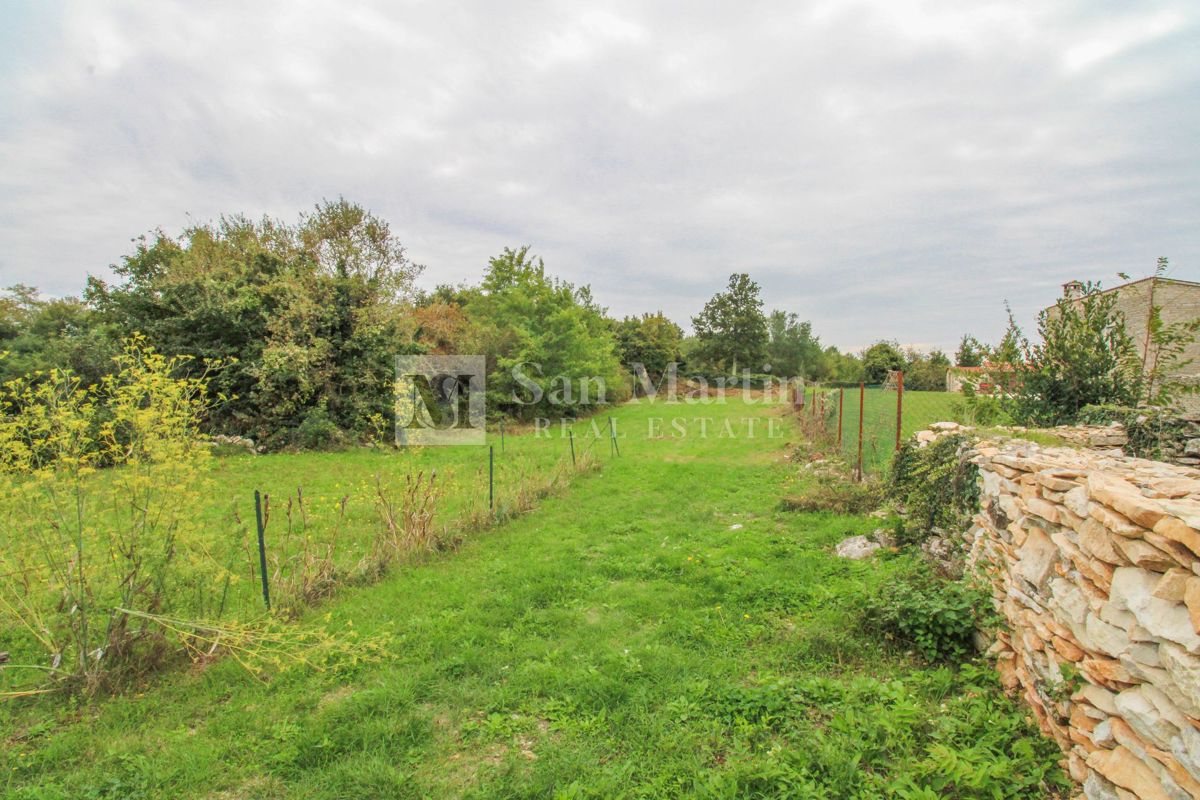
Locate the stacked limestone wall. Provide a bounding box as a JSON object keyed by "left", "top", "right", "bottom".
{"left": 964, "top": 435, "right": 1200, "bottom": 799}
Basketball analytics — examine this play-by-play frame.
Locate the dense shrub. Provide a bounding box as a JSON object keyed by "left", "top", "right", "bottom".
{"left": 865, "top": 572, "right": 992, "bottom": 663}
{"left": 890, "top": 434, "right": 979, "bottom": 545}
{"left": 0, "top": 287, "right": 118, "bottom": 386}
{"left": 950, "top": 383, "right": 1012, "bottom": 426}
{"left": 1076, "top": 403, "right": 1190, "bottom": 459}
{"left": 1002, "top": 286, "right": 1143, "bottom": 425}
{"left": 86, "top": 200, "right": 421, "bottom": 445}
{"left": 292, "top": 406, "right": 349, "bottom": 451}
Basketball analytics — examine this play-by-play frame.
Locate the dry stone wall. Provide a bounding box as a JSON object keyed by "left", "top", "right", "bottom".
{"left": 961, "top": 433, "right": 1200, "bottom": 799}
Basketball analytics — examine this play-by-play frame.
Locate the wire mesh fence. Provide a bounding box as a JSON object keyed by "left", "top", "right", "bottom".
{"left": 792, "top": 375, "right": 962, "bottom": 479}
{"left": 217, "top": 420, "right": 614, "bottom": 618}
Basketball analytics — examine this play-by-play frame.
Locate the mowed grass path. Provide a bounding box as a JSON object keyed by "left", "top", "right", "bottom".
{"left": 2, "top": 398, "right": 1058, "bottom": 799}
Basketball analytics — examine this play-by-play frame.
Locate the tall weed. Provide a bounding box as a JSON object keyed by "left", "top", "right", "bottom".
{"left": 0, "top": 339, "right": 220, "bottom": 693}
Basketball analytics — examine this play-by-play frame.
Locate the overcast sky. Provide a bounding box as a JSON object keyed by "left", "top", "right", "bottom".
{"left": 1, "top": 1, "right": 1197, "bottom": 353}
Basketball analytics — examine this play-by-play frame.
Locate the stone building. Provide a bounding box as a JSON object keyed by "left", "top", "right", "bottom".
{"left": 1050, "top": 277, "right": 1200, "bottom": 412}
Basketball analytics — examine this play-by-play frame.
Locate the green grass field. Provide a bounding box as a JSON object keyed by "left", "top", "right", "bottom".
{"left": 0, "top": 415, "right": 611, "bottom": 654}
{"left": 0, "top": 397, "right": 1064, "bottom": 798}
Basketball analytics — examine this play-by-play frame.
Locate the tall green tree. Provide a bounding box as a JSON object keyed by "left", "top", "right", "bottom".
{"left": 86, "top": 199, "right": 421, "bottom": 446}
{"left": 765, "top": 311, "right": 825, "bottom": 379}
{"left": 467, "top": 247, "right": 629, "bottom": 418}
{"left": 614, "top": 312, "right": 684, "bottom": 380}
{"left": 955, "top": 335, "right": 984, "bottom": 367}
{"left": 691, "top": 273, "right": 768, "bottom": 375}
{"left": 861, "top": 341, "right": 906, "bottom": 383}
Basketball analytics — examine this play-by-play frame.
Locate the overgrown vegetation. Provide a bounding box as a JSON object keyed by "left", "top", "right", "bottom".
{"left": 864, "top": 570, "right": 993, "bottom": 664}
{"left": 1002, "top": 285, "right": 1146, "bottom": 425}
{"left": 1, "top": 398, "right": 1067, "bottom": 798}
{"left": 85, "top": 200, "right": 422, "bottom": 448}
{"left": 950, "top": 382, "right": 1012, "bottom": 426}
{"left": 0, "top": 342, "right": 603, "bottom": 697}
{"left": 889, "top": 434, "right": 980, "bottom": 546}
{"left": 1075, "top": 403, "right": 1194, "bottom": 460}
{"left": 781, "top": 470, "right": 883, "bottom": 514}
{"left": 974, "top": 271, "right": 1200, "bottom": 426}
{"left": 0, "top": 339, "right": 217, "bottom": 693}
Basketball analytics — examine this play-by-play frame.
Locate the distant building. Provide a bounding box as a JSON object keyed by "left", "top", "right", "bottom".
{"left": 1047, "top": 276, "right": 1200, "bottom": 411}
{"left": 946, "top": 366, "right": 983, "bottom": 393}
{"left": 945, "top": 363, "right": 1016, "bottom": 394}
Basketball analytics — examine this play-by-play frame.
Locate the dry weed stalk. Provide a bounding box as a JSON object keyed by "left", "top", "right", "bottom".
{"left": 371, "top": 470, "right": 443, "bottom": 571}
{"left": 270, "top": 488, "right": 348, "bottom": 616}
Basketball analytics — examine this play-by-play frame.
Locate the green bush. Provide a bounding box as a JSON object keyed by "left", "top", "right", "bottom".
{"left": 1076, "top": 403, "right": 1187, "bottom": 459}
{"left": 890, "top": 434, "right": 979, "bottom": 545}
{"left": 950, "top": 384, "right": 1011, "bottom": 426}
{"left": 1005, "top": 285, "right": 1144, "bottom": 425}
{"left": 292, "top": 406, "right": 348, "bottom": 451}
{"left": 865, "top": 572, "right": 991, "bottom": 663}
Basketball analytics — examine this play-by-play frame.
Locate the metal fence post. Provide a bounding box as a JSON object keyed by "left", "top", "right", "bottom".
{"left": 253, "top": 490, "right": 271, "bottom": 611}
{"left": 895, "top": 370, "right": 905, "bottom": 452}
{"left": 569, "top": 428, "right": 576, "bottom": 466}
{"left": 488, "top": 445, "right": 494, "bottom": 511}
{"left": 837, "top": 388, "right": 844, "bottom": 446}
{"left": 609, "top": 417, "right": 620, "bottom": 457}
{"left": 856, "top": 383, "right": 865, "bottom": 482}
{"left": 500, "top": 419, "right": 505, "bottom": 453}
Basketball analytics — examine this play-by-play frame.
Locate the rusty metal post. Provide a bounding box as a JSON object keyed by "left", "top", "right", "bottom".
{"left": 837, "top": 388, "right": 844, "bottom": 446}
{"left": 856, "top": 382, "right": 865, "bottom": 481}
{"left": 895, "top": 371, "right": 904, "bottom": 451}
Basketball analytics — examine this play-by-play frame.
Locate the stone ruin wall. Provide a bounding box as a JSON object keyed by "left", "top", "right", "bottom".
{"left": 961, "top": 431, "right": 1200, "bottom": 799}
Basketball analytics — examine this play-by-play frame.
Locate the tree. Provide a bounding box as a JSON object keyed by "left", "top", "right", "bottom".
{"left": 861, "top": 341, "right": 906, "bottom": 383}
{"left": 86, "top": 199, "right": 422, "bottom": 446}
{"left": 955, "top": 335, "right": 984, "bottom": 367}
{"left": 0, "top": 285, "right": 118, "bottom": 385}
{"left": 467, "top": 246, "right": 629, "bottom": 418}
{"left": 766, "top": 311, "right": 824, "bottom": 379}
{"left": 691, "top": 273, "right": 768, "bottom": 375}
{"left": 614, "top": 312, "right": 684, "bottom": 380}
{"left": 1007, "top": 284, "right": 1143, "bottom": 425}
